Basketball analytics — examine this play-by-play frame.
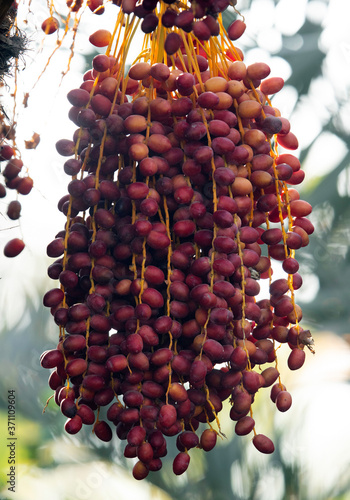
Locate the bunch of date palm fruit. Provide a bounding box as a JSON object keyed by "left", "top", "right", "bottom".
{"left": 40, "top": 0, "right": 314, "bottom": 480}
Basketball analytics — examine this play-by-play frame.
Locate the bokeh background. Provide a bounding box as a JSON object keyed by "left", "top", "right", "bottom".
{"left": 1, "top": 0, "right": 350, "bottom": 498}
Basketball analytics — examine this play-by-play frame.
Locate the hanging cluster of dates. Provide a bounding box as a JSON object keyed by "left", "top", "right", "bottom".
{"left": 1, "top": 1, "right": 33, "bottom": 257}
{"left": 40, "top": 0, "right": 314, "bottom": 480}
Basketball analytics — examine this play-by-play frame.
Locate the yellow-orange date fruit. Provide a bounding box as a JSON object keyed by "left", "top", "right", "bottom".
{"left": 89, "top": 29, "right": 112, "bottom": 48}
